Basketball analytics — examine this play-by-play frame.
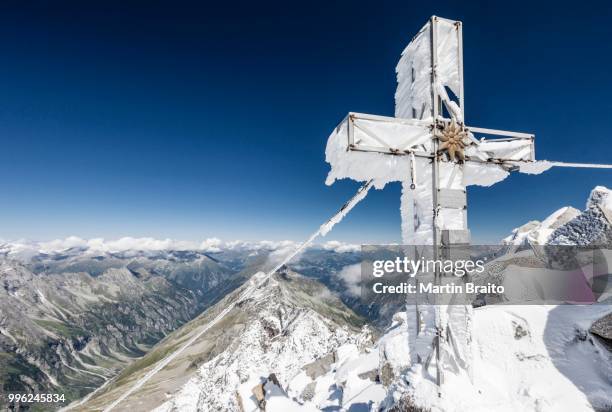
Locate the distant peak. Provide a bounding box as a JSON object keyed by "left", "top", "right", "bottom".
{"left": 587, "top": 186, "right": 612, "bottom": 210}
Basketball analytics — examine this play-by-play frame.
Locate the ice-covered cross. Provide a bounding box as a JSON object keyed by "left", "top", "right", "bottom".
{"left": 326, "top": 16, "right": 540, "bottom": 244}
{"left": 325, "top": 16, "right": 543, "bottom": 391}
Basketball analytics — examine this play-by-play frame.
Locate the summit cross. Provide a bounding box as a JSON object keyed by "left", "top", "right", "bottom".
{"left": 328, "top": 15, "right": 538, "bottom": 391}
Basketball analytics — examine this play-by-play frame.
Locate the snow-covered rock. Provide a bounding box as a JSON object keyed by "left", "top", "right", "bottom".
{"left": 549, "top": 187, "right": 612, "bottom": 246}
{"left": 141, "top": 269, "right": 372, "bottom": 412}
{"left": 503, "top": 220, "right": 542, "bottom": 246}
{"left": 382, "top": 305, "right": 611, "bottom": 412}
{"left": 590, "top": 313, "right": 612, "bottom": 341}
{"left": 503, "top": 186, "right": 612, "bottom": 247}
{"left": 503, "top": 207, "right": 581, "bottom": 246}
{"left": 586, "top": 186, "right": 612, "bottom": 210}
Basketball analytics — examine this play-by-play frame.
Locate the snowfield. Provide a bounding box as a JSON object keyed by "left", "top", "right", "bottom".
{"left": 399, "top": 305, "right": 611, "bottom": 412}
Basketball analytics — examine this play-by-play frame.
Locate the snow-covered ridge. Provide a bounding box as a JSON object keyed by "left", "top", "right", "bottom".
{"left": 502, "top": 207, "right": 581, "bottom": 246}
{"left": 78, "top": 268, "right": 371, "bottom": 411}
{"left": 158, "top": 275, "right": 371, "bottom": 412}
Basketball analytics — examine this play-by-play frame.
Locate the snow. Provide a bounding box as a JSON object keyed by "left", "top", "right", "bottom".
{"left": 470, "top": 138, "right": 534, "bottom": 162}
{"left": 501, "top": 265, "right": 600, "bottom": 304}
{"left": 336, "top": 347, "right": 379, "bottom": 382}
{"left": 154, "top": 294, "right": 365, "bottom": 412}
{"left": 392, "top": 305, "right": 612, "bottom": 412}
{"left": 434, "top": 19, "right": 461, "bottom": 99}
{"left": 395, "top": 20, "right": 432, "bottom": 120}
{"left": 319, "top": 180, "right": 371, "bottom": 236}
{"left": 533, "top": 206, "right": 582, "bottom": 244}
{"left": 400, "top": 159, "right": 436, "bottom": 244}
{"left": 502, "top": 220, "right": 541, "bottom": 246}
{"left": 324, "top": 119, "right": 415, "bottom": 189}
{"left": 288, "top": 343, "right": 387, "bottom": 411}
{"left": 380, "top": 313, "right": 414, "bottom": 368}
{"left": 352, "top": 116, "right": 433, "bottom": 154}
{"left": 463, "top": 161, "right": 509, "bottom": 186}
{"left": 518, "top": 161, "right": 612, "bottom": 176}
{"left": 605, "top": 194, "right": 612, "bottom": 212}
{"left": 478, "top": 139, "right": 530, "bottom": 152}
{"left": 265, "top": 394, "right": 318, "bottom": 411}
{"left": 519, "top": 160, "right": 554, "bottom": 175}
{"left": 395, "top": 18, "right": 460, "bottom": 120}
{"left": 548, "top": 188, "right": 612, "bottom": 246}
{"left": 587, "top": 186, "right": 612, "bottom": 210}
{"left": 503, "top": 207, "right": 581, "bottom": 246}
{"left": 389, "top": 187, "right": 612, "bottom": 411}
{"left": 340, "top": 374, "right": 386, "bottom": 408}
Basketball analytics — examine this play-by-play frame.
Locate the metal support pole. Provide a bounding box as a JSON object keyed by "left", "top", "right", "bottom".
{"left": 430, "top": 15, "right": 443, "bottom": 396}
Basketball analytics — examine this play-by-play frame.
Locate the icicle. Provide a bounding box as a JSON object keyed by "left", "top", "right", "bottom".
{"left": 410, "top": 152, "right": 418, "bottom": 190}
{"left": 435, "top": 81, "right": 463, "bottom": 123}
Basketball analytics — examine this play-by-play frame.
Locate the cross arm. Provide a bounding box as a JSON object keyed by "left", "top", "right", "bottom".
{"left": 340, "top": 112, "right": 536, "bottom": 164}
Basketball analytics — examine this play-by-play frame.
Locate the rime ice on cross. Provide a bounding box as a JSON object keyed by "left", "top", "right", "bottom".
{"left": 325, "top": 16, "right": 539, "bottom": 391}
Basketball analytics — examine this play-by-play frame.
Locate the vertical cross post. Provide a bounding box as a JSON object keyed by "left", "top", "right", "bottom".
{"left": 429, "top": 15, "right": 443, "bottom": 392}
{"left": 428, "top": 16, "right": 472, "bottom": 394}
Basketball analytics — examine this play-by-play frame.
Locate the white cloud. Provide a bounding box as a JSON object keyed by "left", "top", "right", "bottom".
{"left": 99, "top": 237, "right": 200, "bottom": 252}
{"left": 265, "top": 241, "right": 300, "bottom": 267}
{"left": 39, "top": 236, "right": 89, "bottom": 252}
{"left": 321, "top": 241, "right": 360, "bottom": 253}
{"left": 1, "top": 237, "right": 360, "bottom": 261}
{"left": 336, "top": 263, "right": 362, "bottom": 297}
{"left": 199, "top": 238, "right": 223, "bottom": 253}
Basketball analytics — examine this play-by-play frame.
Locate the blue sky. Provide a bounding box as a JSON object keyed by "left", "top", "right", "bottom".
{"left": 0, "top": 0, "right": 611, "bottom": 244}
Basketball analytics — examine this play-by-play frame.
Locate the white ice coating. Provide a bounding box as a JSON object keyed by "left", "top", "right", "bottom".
{"left": 518, "top": 159, "right": 553, "bottom": 174}
{"left": 319, "top": 181, "right": 372, "bottom": 236}
{"left": 395, "top": 18, "right": 461, "bottom": 120}
{"left": 325, "top": 121, "right": 512, "bottom": 244}
{"left": 521, "top": 160, "right": 612, "bottom": 174}
{"left": 325, "top": 120, "right": 413, "bottom": 190}
{"left": 436, "top": 81, "right": 463, "bottom": 122}
{"left": 350, "top": 116, "right": 433, "bottom": 153}
{"left": 395, "top": 23, "right": 432, "bottom": 120}
{"left": 435, "top": 19, "right": 461, "bottom": 99}
{"left": 465, "top": 137, "right": 533, "bottom": 162}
